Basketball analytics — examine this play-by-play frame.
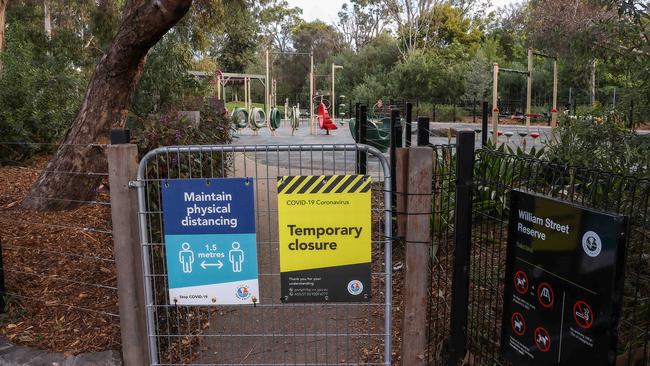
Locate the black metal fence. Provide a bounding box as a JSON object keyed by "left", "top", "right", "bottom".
{"left": 425, "top": 140, "right": 650, "bottom": 366}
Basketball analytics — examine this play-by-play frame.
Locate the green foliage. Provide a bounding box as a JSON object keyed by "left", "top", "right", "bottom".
{"left": 350, "top": 75, "right": 388, "bottom": 105}
{"left": 131, "top": 32, "right": 209, "bottom": 117}
{"left": 335, "top": 34, "right": 400, "bottom": 102}
{"left": 215, "top": 0, "right": 259, "bottom": 73}
{"left": 0, "top": 7, "right": 86, "bottom": 163}
{"left": 388, "top": 45, "right": 469, "bottom": 101}
{"left": 547, "top": 114, "right": 649, "bottom": 176}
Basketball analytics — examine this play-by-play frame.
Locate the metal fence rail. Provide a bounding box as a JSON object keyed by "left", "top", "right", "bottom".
{"left": 136, "top": 144, "right": 392, "bottom": 366}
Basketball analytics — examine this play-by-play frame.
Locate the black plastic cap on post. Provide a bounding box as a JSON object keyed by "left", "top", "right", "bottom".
{"left": 110, "top": 129, "right": 131, "bottom": 145}
{"left": 417, "top": 116, "right": 430, "bottom": 146}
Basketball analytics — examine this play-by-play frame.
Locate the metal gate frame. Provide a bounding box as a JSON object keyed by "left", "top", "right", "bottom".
{"left": 135, "top": 144, "right": 392, "bottom": 365}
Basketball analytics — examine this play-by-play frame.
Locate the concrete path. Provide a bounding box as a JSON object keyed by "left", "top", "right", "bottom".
{"left": 0, "top": 338, "right": 120, "bottom": 366}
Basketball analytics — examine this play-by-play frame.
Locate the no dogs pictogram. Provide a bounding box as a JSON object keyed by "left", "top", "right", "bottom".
{"left": 511, "top": 312, "right": 526, "bottom": 336}
{"left": 534, "top": 327, "right": 551, "bottom": 352}
{"left": 514, "top": 270, "right": 529, "bottom": 295}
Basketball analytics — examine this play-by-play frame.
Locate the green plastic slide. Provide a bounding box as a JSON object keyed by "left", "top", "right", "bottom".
{"left": 348, "top": 117, "right": 391, "bottom": 152}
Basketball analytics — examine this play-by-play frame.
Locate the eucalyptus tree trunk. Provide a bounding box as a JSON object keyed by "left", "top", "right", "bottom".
{"left": 22, "top": 0, "right": 193, "bottom": 211}
{"left": 44, "top": 0, "right": 51, "bottom": 39}
{"left": 0, "top": 0, "right": 8, "bottom": 73}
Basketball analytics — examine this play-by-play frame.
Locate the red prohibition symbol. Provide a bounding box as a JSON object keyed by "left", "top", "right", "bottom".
{"left": 511, "top": 312, "right": 526, "bottom": 336}
{"left": 534, "top": 327, "right": 551, "bottom": 352}
{"left": 573, "top": 300, "right": 594, "bottom": 329}
{"left": 537, "top": 282, "right": 555, "bottom": 308}
{"left": 514, "top": 270, "right": 529, "bottom": 295}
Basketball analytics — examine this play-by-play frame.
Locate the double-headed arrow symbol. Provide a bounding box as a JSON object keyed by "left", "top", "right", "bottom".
{"left": 201, "top": 260, "right": 224, "bottom": 270}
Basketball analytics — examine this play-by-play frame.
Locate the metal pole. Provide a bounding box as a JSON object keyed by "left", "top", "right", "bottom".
{"left": 447, "top": 130, "right": 475, "bottom": 366}
{"left": 417, "top": 116, "right": 430, "bottom": 146}
{"left": 331, "top": 63, "right": 335, "bottom": 121}
{"left": 217, "top": 74, "right": 221, "bottom": 100}
{"left": 265, "top": 49, "right": 270, "bottom": 124}
{"left": 359, "top": 105, "right": 367, "bottom": 174}
{"left": 482, "top": 101, "right": 488, "bottom": 145}
{"left": 405, "top": 102, "right": 413, "bottom": 147}
{"left": 551, "top": 57, "right": 558, "bottom": 140}
{"left": 390, "top": 109, "right": 401, "bottom": 230}
{"left": 310, "top": 52, "right": 314, "bottom": 135}
{"left": 526, "top": 47, "right": 533, "bottom": 128}
{"left": 492, "top": 63, "right": 499, "bottom": 144}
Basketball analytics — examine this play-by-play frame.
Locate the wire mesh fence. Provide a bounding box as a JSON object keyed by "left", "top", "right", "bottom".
{"left": 426, "top": 144, "right": 456, "bottom": 365}
{"left": 136, "top": 144, "right": 392, "bottom": 365}
{"left": 0, "top": 142, "right": 120, "bottom": 353}
{"left": 465, "top": 149, "right": 650, "bottom": 365}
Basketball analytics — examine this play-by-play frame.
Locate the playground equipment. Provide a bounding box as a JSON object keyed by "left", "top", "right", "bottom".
{"left": 231, "top": 108, "right": 249, "bottom": 129}
{"left": 193, "top": 70, "right": 270, "bottom": 133}
{"left": 266, "top": 50, "right": 315, "bottom": 134}
{"left": 317, "top": 102, "right": 338, "bottom": 134}
{"left": 348, "top": 117, "right": 391, "bottom": 152}
{"left": 290, "top": 106, "right": 300, "bottom": 135}
{"left": 269, "top": 107, "right": 282, "bottom": 130}
{"left": 504, "top": 131, "right": 514, "bottom": 144}
{"left": 249, "top": 107, "right": 267, "bottom": 132}
{"left": 491, "top": 48, "right": 558, "bottom": 143}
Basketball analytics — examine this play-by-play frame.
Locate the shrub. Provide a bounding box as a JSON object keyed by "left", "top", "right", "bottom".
{"left": 133, "top": 104, "right": 233, "bottom": 157}
{"left": 547, "top": 114, "right": 649, "bottom": 176}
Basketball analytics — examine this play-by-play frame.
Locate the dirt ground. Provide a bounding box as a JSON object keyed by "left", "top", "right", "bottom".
{"left": 0, "top": 156, "right": 120, "bottom": 354}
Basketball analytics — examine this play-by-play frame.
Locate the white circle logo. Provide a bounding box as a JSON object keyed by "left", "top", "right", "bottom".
{"left": 347, "top": 280, "right": 363, "bottom": 295}
{"left": 582, "top": 231, "right": 602, "bottom": 257}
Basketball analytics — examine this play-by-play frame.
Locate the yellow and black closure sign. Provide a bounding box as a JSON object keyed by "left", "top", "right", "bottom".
{"left": 277, "top": 174, "right": 372, "bottom": 302}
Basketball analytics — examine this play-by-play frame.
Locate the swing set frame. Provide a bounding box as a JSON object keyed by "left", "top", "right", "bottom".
{"left": 491, "top": 48, "right": 559, "bottom": 143}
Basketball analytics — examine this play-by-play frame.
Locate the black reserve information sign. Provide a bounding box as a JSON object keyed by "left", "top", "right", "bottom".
{"left": 501, "top": 190, "right": 628, "bottom": 366}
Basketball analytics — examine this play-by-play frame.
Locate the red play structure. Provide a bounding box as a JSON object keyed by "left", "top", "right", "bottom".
{"left": 317, "top": 102, "right": 338, "bottom": 133}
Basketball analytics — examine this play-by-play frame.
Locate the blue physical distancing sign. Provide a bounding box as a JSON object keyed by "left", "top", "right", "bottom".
{"left": 161, "top": 178, "right": 259, "bottom": 305}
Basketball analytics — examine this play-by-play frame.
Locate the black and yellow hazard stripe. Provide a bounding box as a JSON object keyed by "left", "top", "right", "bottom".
{"left": 277, "top": 175, "right": 371, "bottom": 195}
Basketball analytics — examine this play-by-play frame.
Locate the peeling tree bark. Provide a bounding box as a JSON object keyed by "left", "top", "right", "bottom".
{"left": 22, "top": 0, "right": 192, "bottom": 211}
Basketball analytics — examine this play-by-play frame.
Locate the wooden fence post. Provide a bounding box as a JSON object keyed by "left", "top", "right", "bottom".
{"left": 401, "top": 147, "right": 433, "bottom": 366}
{"left": 107, "top": 136, "right": 149, "bottom": 366}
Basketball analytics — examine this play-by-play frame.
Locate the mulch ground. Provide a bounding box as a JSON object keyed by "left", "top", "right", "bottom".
{"left": 0, "top": 155, "right": 120, "bottom": 355}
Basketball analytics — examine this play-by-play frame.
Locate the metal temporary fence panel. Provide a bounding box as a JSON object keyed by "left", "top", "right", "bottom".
{"left": 136, "top": 144, "right": 392, "bottom": 366}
